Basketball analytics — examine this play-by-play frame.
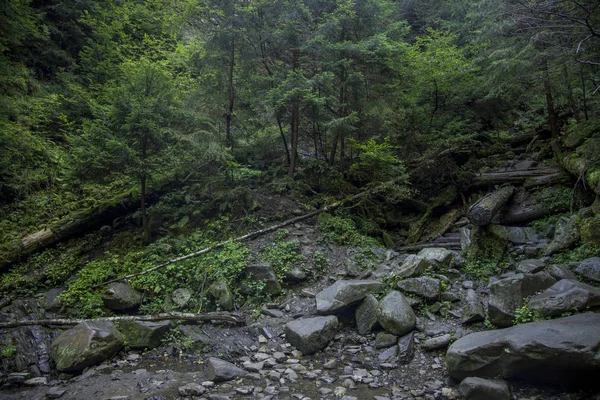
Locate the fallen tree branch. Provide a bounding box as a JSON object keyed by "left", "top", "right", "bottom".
{"left": 94, "top": 182, "right": 404, "bottom": 288}
{"left": 0, "top": 311, "right": 245, "bottom": 329}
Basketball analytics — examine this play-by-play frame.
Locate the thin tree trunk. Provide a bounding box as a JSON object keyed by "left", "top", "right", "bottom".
{"left": 563, "top": 64, "right": 580, "bottom": 123}
{"left": 428, "top": 78, "right": 439, "bottom": 134}
{"left": 542, "top": 60, "right": 559, "bottom": 153}
{"left": 141, "top": 175, "right": 150, "bottom": 244}
{"left": 276, "top": 115, "right": 291, "bottom": 166}
{"left": 288, "top": 49, "right": 300, "bottom": 179}
{"left": 226, "top": 35, "right": 235, "bottom": 149}
{"left": 0, "top": 312, "right": 245, "bottom": 329}
{"left": 580, "top": 66, "right": 589, "bottom": 121}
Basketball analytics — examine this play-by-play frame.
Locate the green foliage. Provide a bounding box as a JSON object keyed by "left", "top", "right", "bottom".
{"left": 461, "top": 259, "right": 508, "bottom": 281}
{"left": 348, "top": 137, "right": 407, "bottom": 185}
{"left": 0, "top": 337, "right": 17, "bottom": 359}
{"left": 318, "top": 213, "right": 380, "bottom": 247}
{"left": 263, "top": 230, "right": 305, "bottom": 280}
{"left": 513, "top": 304, "right": 534, "bottom": 325}
{"left": 552, "top": 243, "right": 600, "bottom": 264}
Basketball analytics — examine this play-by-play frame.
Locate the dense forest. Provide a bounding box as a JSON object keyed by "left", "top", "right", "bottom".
{"left": 1, "top": 1, "right": 600, "bottom": 397}
{"left": 1, "top": 0, "right": 600, "bottom": 307}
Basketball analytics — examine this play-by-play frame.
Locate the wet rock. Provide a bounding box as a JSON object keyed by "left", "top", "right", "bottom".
{"left": 460, "top": 227, "right": 475, "bottom": 254}
{"left": 24, "top": 376, "right": 47, "bottom": 386}
{"left": 283, "top": 267, "right": 307, "bottom": 283}
{"left": 397, "top": 276, "right": 441, "bottom": 301}
{"left": 489, "top": 225, "right": 539, "bottom": 244}
{"left": 516, "top": 259, "right": 545, "bottom": 274}
{"left": 447, "top": 313, "right": 600, "bottom": 386}
{"left": 208, "top": 279, "right": 234, "bottom": 311}
{"left": 463, "top": 289, "right": 485, "bottom": 324}
{"left": 375, "top": 332, "right": 398, "bottom": 349}
{"left": 116, "top": 320, "right": 170, "bottom": 349}
{"left": 393, "top": 255, "right": 432, "bottom": 279}
{"left": 575, "top": 257, "right": 600, "bottom": 283}
{"left": 548, "top": 264, "right": 577, "bottom": 280}
{"left": 206, "top": 357, "right": 246, "bottom": 382}
{"left": 459, "top": 377, "right": 510, "bottom": 400}
{"left": 43, "top": 288, "right": 64, "bottom": 311}
{"left": 377, "top": 291, "right": 416, "bottom": 336}
{"left": 316, "top": 280, "right": 384, "bottom": 315}
{"left": 417, "top": 248, "right": 454, "bottom": 268}
{"left": 421, "top": 334, "right": 452, "bottom": 351}
{"left": 488, "top": 272, "right": 556, "bottom": 327}
{"left": 378, "top": 345, "right": 398, "bottom": 362}
{"left": 178, "top": 382, "right": 206, "bottom": 396}
{"left": 397, "top": 332, "right": 415, "bottom": 364}
{"left": 171, "top": 288, "right": 192, "bottom": 308}
{"left": 528, "top": 279, "right": 600, "bottom": 317}
{"left": 284, "top": 316, "right": 338, "bottom": 354}
{"left": 261, "top": 307, "right": 284, "bottom": 318}
{"left": 46, "top": 386, "right": 67, "bottom": 398}
{"left": 50, "top": 321, "right": 124, "bottom": 372}
{"left": 545, "top": 215, "right": 580, "bottom": 255}
{"left": 102, "top": 282, "right": 142, "bottom": 311}
{"left": 244, "top": 264, "right": 282, "bottom": 295}
{"left": 355, "top": 294, "right": 379, "bottom": 335}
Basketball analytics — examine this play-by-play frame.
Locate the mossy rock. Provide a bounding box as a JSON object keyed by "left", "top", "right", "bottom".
{"left": 116, "top": 320, "right": 171, "bottom": 350}
{"left": 579, "top": 215, "right": 600, "bottom": 246}
{"left": 465, "top": 226, "right": 508, "bottom": 262}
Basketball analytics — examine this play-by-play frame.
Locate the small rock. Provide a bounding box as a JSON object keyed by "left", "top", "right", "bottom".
{"left": 398, "top": 332, "right": 415, "bottom": 364}
{"left": 397, "top": 276, "right": 441, "bottom": 301}
{"left": 356, "top": 294, "right": 379, "bottom": 335}
{"left": 24, "top": 377, "right": 47, "bottom": 386}
{"left": 377, "top": 291, "right": 416, "bottom": 336}
{"left": 178, "top": 383, "right": 206, "bottom": 396}
{"left": 375, "top": 332, "right": 398, "bottom": 349}
{"left": 243, "top": 361, "right": 264, "bottom": 372}
{"left": 46, "top": 386, "right": 67, "bottom": 399}
{"left": 421, "top": 334, "right": 452, "bottom": 351}
{"left": 206, "top": 357, "right": 246, "bottom": 382}
{"left": 284, "top": 316, "right": 338, "bottom": 354}
{"left": 459, "top": 377, "right": 510, "bottom": 400}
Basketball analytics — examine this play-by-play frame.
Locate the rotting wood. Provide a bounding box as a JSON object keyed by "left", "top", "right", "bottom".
{"left": 472, "top": 168, "right": 563, "bottom": 185}
{"left": 467, "top": 186, "right": 516, "bottom": 226}
{"left": 94, "top": 181, "right": 414, "bottom": 288}
{"left": 0, "top": 311, "right": 245, "bottom": 329}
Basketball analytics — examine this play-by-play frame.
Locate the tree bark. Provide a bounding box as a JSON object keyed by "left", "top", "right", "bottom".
{"left": 141, "top": 175, "right": 150, "bottom": 244}
{"left": 472, "top": 168, "right": 563, "bottom": 185}
{"left": 467, "top": 186, "right": 516, "bottom": 226}
{"left": 0, "top": 311, "right": 245, "bottom": 329}
{"left": 288, "top": 49, "right": 300, "bottom": 179}
{"left": 542, "top": 60, "right": 560, "bottom": 153}
{"left": 225, "top": 35, "right": 235, "bottom": 149}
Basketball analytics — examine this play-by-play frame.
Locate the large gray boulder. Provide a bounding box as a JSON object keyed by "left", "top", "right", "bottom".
{"left": 377, "top": 291, "right": 416, "bottom": 336}
{"left": 575, "top": 257, "right": 600, "bottom": 283}
{"left": 545, "top": 215, "right": 580, "bottom": 255}
{"left": 206, "top": 357, "right": 246, "bottom": 382}
{"left": 355, "top": 294, "right": 379, "bottom": 335}
{"left": 284, "top": 316, "right": 338, "bottom": 355}
{"left": 116, "top": 320, "right": 170, "bottom": 349}
{"left": 447, "top": 313, "right": 600, "bottom": 386}
{"left": 397, "top": 276, "right": 440, "bottom": 301}
{"left": 417, "top": 248, "right": 454, "bottom": 268}
{"left": 528, "top": 279, "right": 600, "bottom": 317}
{"left": 316, "top": 280, "right": 384, "bottom": 314}
{"left": 488, "top": 272, "right": 556, "bottom": 327}
{"left": 462, "top": 289, "right": 485, "bottom": 324}
{"left": 459, "top": 377, "right": 511, "bottom": 400}
{"left": 393, "top": 255, "right": 432, "bottom": 279}
{"left": 489, "top": 225, "right": 539, "bottom": 244}
{"left": 50, "top": 321, "right": 124, "bottom": 372}
{"left": 102, "top": 282, "right": 142, "bottom": 311}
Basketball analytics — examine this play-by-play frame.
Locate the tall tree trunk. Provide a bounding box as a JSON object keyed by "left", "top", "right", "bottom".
{"left": 288, "top": 49, "right": 300, "bottom": 179}
{"left": 563, "top": 64, "right": 580, "bottom": 122}
{"left": 329, "top": 68, "right": 346, "bottom": 166}
{"left": 141, "top": 175, "right": 149, "bottom": 244}
{"left": 542, "top": 60, "right": 559, "bottom": 153}
{"left": 141, "top": 132, "right": 150, "bottom": 244}
{"left": 276, "top": 115, "right": 291, "bottom": 166}
{"left": 225, "top": 35, "right": 235, "bottom": 149}
{"left": 288, "top": 103, "right": 299, "bottom": 179}
{"left": 580, "top": 66, "right": 589, "bottom": 121}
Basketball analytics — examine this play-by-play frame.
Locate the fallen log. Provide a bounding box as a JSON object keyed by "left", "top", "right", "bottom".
{"left": 472, "top": 168, "right": 563, "bottom": 185}
{"left": 0, "top": 182, "right": 176, "bottom": 272}
{"left": 94, "top": 180, "right": 415, "bottom": 288}
{"left": 0, "top": 311, "right": 245, "bottom": 329}
{"left": 523, "top": 172, "right": 572, "bottom": 188}
{"left": 467, "top": 186, "right": 516, "bottom": 226}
